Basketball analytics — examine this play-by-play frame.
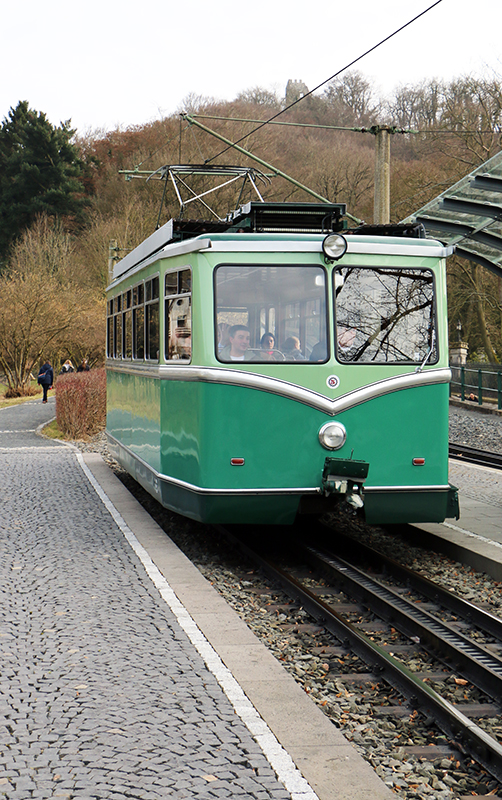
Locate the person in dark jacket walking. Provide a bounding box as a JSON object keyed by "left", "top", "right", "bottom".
{"left": 37, "top": 361, "right": 54, "bottom": 403}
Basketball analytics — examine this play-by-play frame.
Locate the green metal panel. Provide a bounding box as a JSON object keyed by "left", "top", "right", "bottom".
{"left": 157, "top": 379, "right": 449, "bottom": 490}
{"left": 340, "top": 384, "right": 450, "bottom": 487}
{"left": 160, "top": 379, "right": 202, "bottom": 483}
{"left": 107, "top": 370, "right": 161, "bottom": 473}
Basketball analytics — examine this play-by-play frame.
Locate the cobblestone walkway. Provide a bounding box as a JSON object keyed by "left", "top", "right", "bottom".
{"left": 449, "top": 460, "right": 502, "bottom": 508}
{"left": 0, "top": 401, "right": 292, "bottom": 799}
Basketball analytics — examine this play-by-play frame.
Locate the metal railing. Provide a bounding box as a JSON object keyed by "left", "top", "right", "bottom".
{"left": 450, "top": 363, "right": 502, "bottom": 409}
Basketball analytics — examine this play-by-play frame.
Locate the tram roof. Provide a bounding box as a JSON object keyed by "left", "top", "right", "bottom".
{"left": 110, "top": 231, "right": 452, "bottom": 286}
{"left": 111, "top": 202, "right": 452, "bottom": 284}
{"left": 403, "top": 149, "right": 502, "bottom": 278}
{"left": 112, "top": 202, "right": 345, "bottom": 281}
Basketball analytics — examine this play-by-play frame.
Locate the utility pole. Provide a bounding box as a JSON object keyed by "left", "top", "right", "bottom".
{"left": 372, "top": 126, "right": 392, "bottom": 224}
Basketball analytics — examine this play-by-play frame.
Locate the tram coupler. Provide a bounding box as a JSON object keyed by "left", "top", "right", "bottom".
{"left": 322, "top": 456, "right": 369, "bottom": 509}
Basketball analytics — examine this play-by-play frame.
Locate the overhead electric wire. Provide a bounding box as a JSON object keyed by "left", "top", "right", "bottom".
{"left": 204, "top": 0, "right": 443, "bottom": 163}
{"left": 192, "top": 115, "right": 501, "bottom": 137}
{"left": 194, "top": 115, "right": 417, "bottom": 134}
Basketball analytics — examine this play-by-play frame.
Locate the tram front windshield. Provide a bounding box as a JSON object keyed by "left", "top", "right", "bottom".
{"left": 215, "top": 264, "right": 437, "bottom": 366}
{"left": 215, "top": 265, "right": 328, "bottom": 363}
{"left": 334, "top": 267, "right": 437, "bottom": 364}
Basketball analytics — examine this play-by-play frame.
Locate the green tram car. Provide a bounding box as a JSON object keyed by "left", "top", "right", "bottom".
{"left": 106, "top": 202, "right": 460, "bottom": 526}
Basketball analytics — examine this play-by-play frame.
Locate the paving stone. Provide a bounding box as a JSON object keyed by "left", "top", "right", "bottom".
{"left": 11, "top": 776, "right": 37, "bottom": 791}
{"left": 5, "top": 793, "right": 34, "bottom": 800}
{"left": 0, "top": 420, "right": 294, "bottom": 800}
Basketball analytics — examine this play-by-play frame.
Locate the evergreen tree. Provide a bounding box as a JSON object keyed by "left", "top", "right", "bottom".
{"left": 0, "top": 101, "right": 89, "bottom": 264}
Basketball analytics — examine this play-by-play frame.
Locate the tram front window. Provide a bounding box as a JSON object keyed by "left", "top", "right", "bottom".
{"left": 334, "top": 267, "right": 437, "bottom": 364}
{"left": 215, "top": 265, "right": 328, "bottom": 363}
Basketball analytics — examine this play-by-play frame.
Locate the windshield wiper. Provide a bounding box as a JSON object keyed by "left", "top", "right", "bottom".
{"left": 415, "top": 328, "right": 436, "bottom": 373}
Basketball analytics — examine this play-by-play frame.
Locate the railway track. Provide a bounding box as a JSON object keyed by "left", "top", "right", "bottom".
{"left": 112, "top": 463, "right": 502, "bottom": 796}
{"left": 224, "top": 523, "right": 502, "bottom": 787}
{"left": 449, "top": 442, "right": 502, "bottom": 468}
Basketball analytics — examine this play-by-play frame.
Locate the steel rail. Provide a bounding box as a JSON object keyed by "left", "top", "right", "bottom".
{"left": 449, "top": 443, "right": 502, "bottom": 469}
{"left": 316, "top": 524, "right": 502, "bottom": 641}
{"left": 303, "top": 545, "right": 502, "bottom": 700}
{"left": 221, "top": 529, "right": 502, "bottom": 783}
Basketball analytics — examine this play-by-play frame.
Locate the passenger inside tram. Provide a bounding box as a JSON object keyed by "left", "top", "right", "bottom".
{"left": 255, "top": 332, "right": 285, "bottom": 361}
{"left": 309, "top": 341, "right": 327, "bottom": 362}
{"left": 281, "top": 337, "right": 304, "bottom": 361}
{"left": 216, "top": 264, "right": 327, "bottom": 364}
{"left": 218, "top": 325, "right": 255, "bottom": 361}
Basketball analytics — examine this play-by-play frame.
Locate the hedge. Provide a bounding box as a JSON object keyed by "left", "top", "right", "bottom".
{"left": 56, "top": 368, "right": 106, "bottom": 439}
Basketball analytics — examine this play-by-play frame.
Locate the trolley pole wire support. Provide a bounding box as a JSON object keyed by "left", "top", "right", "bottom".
{"left": 180, "top": 113, "right": 363, "bottom": 224}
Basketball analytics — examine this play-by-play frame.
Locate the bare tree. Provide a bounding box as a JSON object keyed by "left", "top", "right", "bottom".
{"left": 314, "top": 152, "right": 373, "bottom": 217}
{"left": 433, "top": 75, "right": 502, "bottom": 168}
{"left": 447, "top": 257, "right": 501, "bottom": 363}
{"left": 0, "top": 217, "right": 100, "bottom": 394}
{"left": 236, "top": 86, "right": 281, "bottom": 107}
{"left": 176, "top": 93, "right": 219, "bottom": 115}
{"left": 323, "top": 71, "right": 379, "bottom": 126}
{"left": 385, "top": 80, "right": 443, "bottom": 129}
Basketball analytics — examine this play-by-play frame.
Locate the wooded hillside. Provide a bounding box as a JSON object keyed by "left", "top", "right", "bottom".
{"left": 2, "top": 70, "right": 502, "bottom": 391}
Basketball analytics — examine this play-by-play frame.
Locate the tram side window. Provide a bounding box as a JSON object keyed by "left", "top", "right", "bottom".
{"left": 107, "top": 284, "right": 153, "bottom": 361}
{"left": 215, "top": 265, "right": 328, "bottom": 363}
{"left": 165, "top": 269, "right": 191, "bottom": 361}
{"left": 121, "top": 290, "right": 131, "bottom": 359}
{"left": 106, "top": 300, "right": 113, "bottom": 357}
{"left": 145, "top": 277, "right": 159, "bottom": 361}
{"left": 334, "top": 267, "right": 437, "bottom": 364}
{"left": 133, "top": 283, "right": 145, "bottom": 359}
{"left": 113, "top": 295, "right": 122, "bottom": 359}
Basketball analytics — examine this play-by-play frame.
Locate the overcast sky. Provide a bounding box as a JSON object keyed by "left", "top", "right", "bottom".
{"left": 1, "top": 0, "right": 500, "bottom": 135}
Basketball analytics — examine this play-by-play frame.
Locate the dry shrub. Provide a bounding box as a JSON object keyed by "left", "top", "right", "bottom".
{"left": 56, "top": 368, "right": 106, "bottom": 439}
{"left": 4, "top": 385, "right": 41, "bottom": 399}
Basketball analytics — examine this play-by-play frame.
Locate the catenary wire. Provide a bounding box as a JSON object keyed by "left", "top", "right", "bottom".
{"left": 192, "top": 115, "right": 502, "bottom": 137}
{"left": 203, "top": 0, "right": 444, "bottom": 163}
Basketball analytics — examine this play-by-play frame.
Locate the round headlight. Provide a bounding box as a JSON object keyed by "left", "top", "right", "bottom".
{"left": 319, "top": 421, "right": 347, "bottom": 450}
{"left": 322, "top": 233, "right": 348, "bottom": 261}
